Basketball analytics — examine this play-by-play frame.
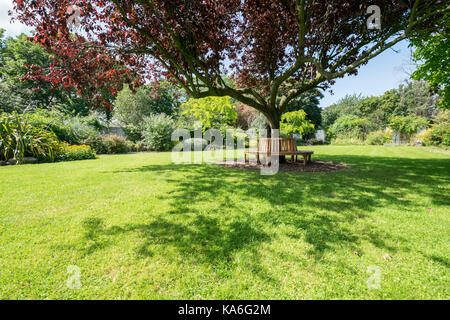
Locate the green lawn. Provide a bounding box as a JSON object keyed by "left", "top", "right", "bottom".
{"left": 0, "top": 145, "right": 449, "bottom": 299}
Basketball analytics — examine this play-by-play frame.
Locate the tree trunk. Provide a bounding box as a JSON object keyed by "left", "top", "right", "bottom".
{"left": 264, "top": 110, "right": 285, "bottom": 162}
{"left": 265, "top": 110, "right": 281, "bottom": 132}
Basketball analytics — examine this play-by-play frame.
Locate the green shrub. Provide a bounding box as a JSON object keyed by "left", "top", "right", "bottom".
{"left": 0, "top": 112, "right": 59, "bottom": 163}
{"left": 26, "top": 110, "right": 106, "bottom": 152}
{"left": 102, "top": 135, "right": 130, "bottom": 154}
{"left": 332, "top": 137, "right": 365, "bottom": 145}
{"left": 419, "top": 123, "right": 450, "bottom": 146}
{"left": 280, "top": 110, "right": 315, "bottom": 137}
{"left": 388, "top": 115, "right": 428, "bottom": 136}
{"left": 26, "top": 109, "right": 73, "bottom": 143}
{"left": 131, "top": 140, "right": 148, "bottom": 152}
{"left": 306, "top": 138, "right": 326, "bottom": 145}
{"left": 56, "top": 143, "right": 96, "bottom": 161}
{"left": 328, "top": 115, "right": 372, "bottom": 141}
{"left": 366, "top": 130, "right": 390, "bottom": 145}
{"left": 142, "top": 114, "right": 175, "bottom": 151}
{"left": 66, "top": 118, "right": 105, "bottom": 153}
{"left": 78, "top": 114, "right": 106, "bottom": 132}
{"left": 123, "top": 124, "right": 143, "bottom": 142}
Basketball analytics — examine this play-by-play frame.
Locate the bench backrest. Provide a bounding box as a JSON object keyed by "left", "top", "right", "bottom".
{"left": 258, "top": 138, "right": 297, "bottom": 153}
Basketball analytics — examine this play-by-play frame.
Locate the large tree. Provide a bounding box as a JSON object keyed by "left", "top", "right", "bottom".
{"left": 410, "top": 12, "right": 449, "bottom": 109}
{"left": 0, "top": 31, "right": 91, "bottom": 114}
{"left": 11, "top": 0, "right": 449, "bottom": 129}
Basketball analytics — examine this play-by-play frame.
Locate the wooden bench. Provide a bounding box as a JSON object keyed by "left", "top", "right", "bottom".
{"left": 244, "top": 137, "right": 314, "bottom": 167}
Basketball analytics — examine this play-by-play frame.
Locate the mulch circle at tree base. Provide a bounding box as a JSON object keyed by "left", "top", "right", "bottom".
{"left": 216, "top": 160, "right": 349, "bottom": 173}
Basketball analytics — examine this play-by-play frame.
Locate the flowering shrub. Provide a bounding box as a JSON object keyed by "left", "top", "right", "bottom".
{"left": 56, "top": 143, "right": 96, "bottom": 161}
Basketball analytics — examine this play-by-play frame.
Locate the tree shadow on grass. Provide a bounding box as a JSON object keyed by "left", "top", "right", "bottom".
{"left": 79, "top": 213, "right": 270, "bottom": 275}
{"left": 89, "top": 154, "right": 449, "bottom": 265}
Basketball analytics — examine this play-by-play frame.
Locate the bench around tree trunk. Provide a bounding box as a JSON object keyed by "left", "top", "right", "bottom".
{"left": 244, "top": 138, "right": 314, "bottom": 167}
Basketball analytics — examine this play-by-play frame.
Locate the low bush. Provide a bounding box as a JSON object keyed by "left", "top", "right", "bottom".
{"left": 66, "top": 118, "right": 105, "bottom": 152}
{"left": 0, "top": 112, "right": 59, "bottom": 163}
{"left": 306, "top": 138, "right": 326, "bottom": 145}
{"left": 123, "top": 124, "right": 143, "bottom": 143}
{"left": 26, "top": 110, "right": 106, "bottom": 153}
{"left": 418, "top": 124, "right": 450, "bottom": 146}
{"left": 128, "top": 140, "right": 148, "bottom": 152}
{"left": 102, "top": 135, "right": 130, "bottom": 154}
{"left": 366, "top": 130, "right": 391, "bottom": 145}
{"left": 182, "top": 138, "right": 208, "bottom": 150}
{"left": 142, "top": 114, "right": 175, "bottom": 151}
{"left": 332, "top": 137, "right": 365, "bottom": 145}
{"left": 56, "top": 143, "right": 96, "bottom": 161}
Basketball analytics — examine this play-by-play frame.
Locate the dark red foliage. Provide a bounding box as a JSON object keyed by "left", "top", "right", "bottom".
{"left": 10, "top": 0, "right": 448, "bottom": 125}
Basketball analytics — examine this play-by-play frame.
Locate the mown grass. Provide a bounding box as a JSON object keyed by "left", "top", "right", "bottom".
{"left": 0, "top": 145, "right": 449, "bottom": 299}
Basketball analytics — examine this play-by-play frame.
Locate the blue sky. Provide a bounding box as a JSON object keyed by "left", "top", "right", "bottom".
{"left": 1, "top": 0, "right": 414, "bottom": 109}
{"left": 319, "top": 40, "right": 414, "bottom": 108}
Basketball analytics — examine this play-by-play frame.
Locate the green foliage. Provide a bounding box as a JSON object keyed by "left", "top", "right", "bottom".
{"left": 411, "top": 22, "right": 450, "bottom": 109}
{"left": 250, "top": 113, "right": 268, "bottom": 130}
{"left": 0, "top": 33, "right": 91, "bottom": 115}
{"left": 114, "top": 86, "right": 154, "bottom": 125}
{"left": 127, "top": 140, "right": 148, "bottom": 152}
{"left": 142, "top": 114, "right": 175, "bottom": 151}
{"left": 114, "top": 83, "right": 182, "bottom": 126}
{"left": 0, "top": 112, "right": 59, "bottom": 163}
{"left": 284, "top": 90, "right": 323, "bottom": 128}
{"left": 366, "top": 130, "right": 390, "bottom": 145}
{"left": 322, "top": 94, "right": 364, "bottom": 129}
{"left": 64, "top": 118, "right": 105, "bottom": 153}
{"left": 181, "top": 96, "right": 237, "bottom": 131}
{"left": 280, "top": 110, "right": 315, "bottom": 136}
{"left": 395, "top": 81, "right": 438, "bottom": 118}
{"left": 332, "top": 137, "right": 365, "bottom": 145}
{"left": 388, "top": 115, "right": 428, "bottom": 136}
{"left": 101, "top": 135, "right": 130, "bottom": 154}
{"left": 417, "top": 110, "right": 450, "bottom": 146}
{"left": 328, "top": 115, "right": 371, "bottom": 141}
{"left": 323, "top": 81, "right": 438, "bottom": 136}
{"left": 123, "top": 124, "right": 143, "bottom": 143}
{"left": 24, "top": 109, "right": 106, "bottom": 153}
{"left": 26, "top": 109, "right": 73, "bottom": 143}
{"left": 56, "top": 143, "right": 96, "bottom": 161}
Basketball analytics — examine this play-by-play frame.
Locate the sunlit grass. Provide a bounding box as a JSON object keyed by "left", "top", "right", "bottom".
{"left": 0, "top": 145, "right": 449, "bottom": 299}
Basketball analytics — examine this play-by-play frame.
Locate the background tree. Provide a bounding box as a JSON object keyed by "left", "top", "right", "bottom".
{"left": 11, "top": 0, "right": 449, "bottom": 130}
{"left": 328, "top": 114, "right": 372, "bottom": 142}
{"left": 181, "top": 96, "right": 237, "bottom": 132}
{"left": 114, "top": 82, "right": 183, "bottom": 125}
{"left": 410, "top": 12, "right": 449, "bottom": 108}
{"left": 284, "top": 89, "right": 323, "bottom": 128}
{"left": 322, "top": 94, "right": 364, "bottom": 129}
{"left": 0, "top": 31, "right": 91, "bottom": 115}
{"left": 389, "top": 115, "right": 429, "bottom": 137}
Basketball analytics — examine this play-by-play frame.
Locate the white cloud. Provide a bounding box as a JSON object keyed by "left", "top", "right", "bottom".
{"left": 0, "top": 0, "right": 33, "bottom": 37}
